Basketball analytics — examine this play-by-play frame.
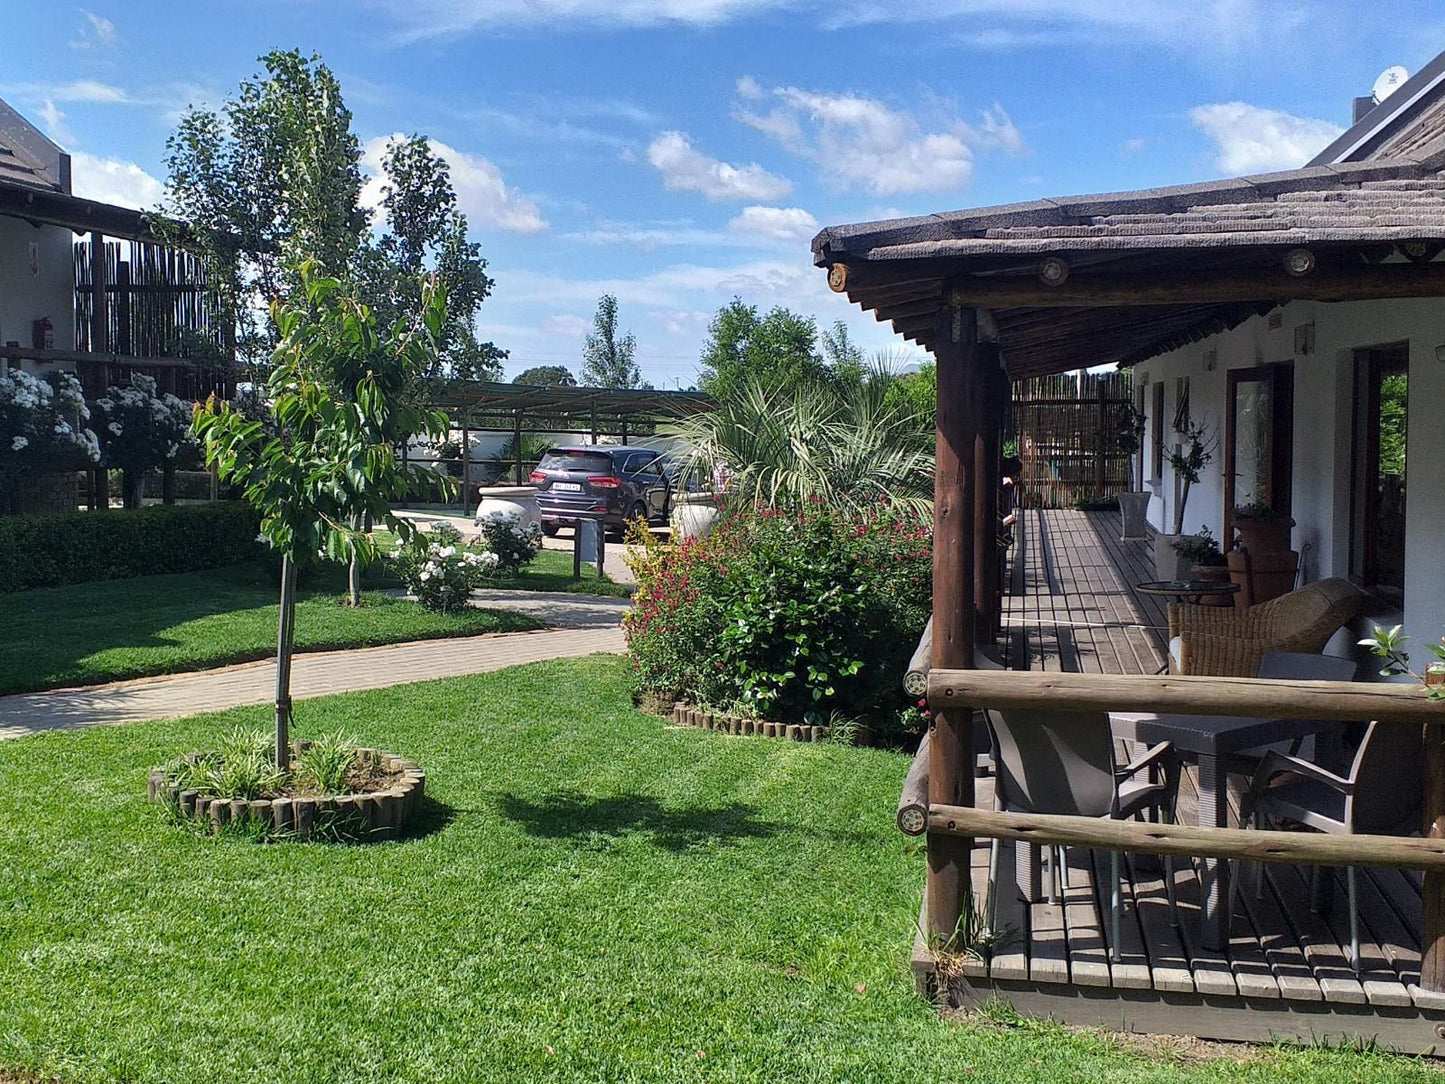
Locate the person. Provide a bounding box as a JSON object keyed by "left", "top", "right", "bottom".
{"left": 999, "top": 454, "right": 1022, "bottom": 542}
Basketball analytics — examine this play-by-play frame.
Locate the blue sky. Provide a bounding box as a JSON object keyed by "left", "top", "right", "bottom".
{"left": 4, "top": 1, "right": 1443, "bottom": 386}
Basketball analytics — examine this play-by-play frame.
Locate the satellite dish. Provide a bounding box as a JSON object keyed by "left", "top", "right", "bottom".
{"left": 1373, "top": 65, "right": 1410, "bottom": 103}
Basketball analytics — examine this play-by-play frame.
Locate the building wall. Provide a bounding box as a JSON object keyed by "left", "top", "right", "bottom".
{"left": 0, "top": 215, "right": 75, "bottom": 362}
{"left": 1134, "top": 296, "right": 1445, "bottom": 671}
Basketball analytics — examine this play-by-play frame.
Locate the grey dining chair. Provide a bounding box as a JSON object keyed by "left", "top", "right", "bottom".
{"left": 1237, "top": 717, "right": 1422, "bottom": 972}
{"left": 983, "top": 706, "right": 1180, "bottom": 961}
{"left": 1240, "top": 652, "right": 1360, "bottom": 767}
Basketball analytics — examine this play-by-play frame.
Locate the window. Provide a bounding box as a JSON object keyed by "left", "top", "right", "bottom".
{"left": 1223, "top": 363, "right": 1294, "bottom": 545}
{"left": 1151, "top": 382, "right": 1165, "bottom": 479}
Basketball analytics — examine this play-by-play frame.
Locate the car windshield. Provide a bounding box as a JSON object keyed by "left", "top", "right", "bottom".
{"left": 538, "top": 451, "right": 613, "bottom": 474}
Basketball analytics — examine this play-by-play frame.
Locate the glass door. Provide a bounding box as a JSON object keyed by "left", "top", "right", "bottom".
{"left": 1224, "top": 364, "right": 1294, "bottom": 545}
{"left": 1351, "top": 343, "right": 1408, "bottom": 600}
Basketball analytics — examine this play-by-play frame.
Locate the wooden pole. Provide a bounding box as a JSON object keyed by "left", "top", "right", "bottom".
{"left": 460, "top": 423, "right": 470, "bottom": 513}
{"left": 513, "top": 409, "right": 524, "bottom": 484}
{"left": 926, "top": 668, "right": 1445, "bottom": 723}
{"left": 274, "top": 555, "right": 297, "bottom": 772}
{"left": 927, "top": 803, "right": 1445, "bottom": 871}
{"left": 927, "top": 303, "right": 978, "bottom": 947}
{"left": 88, "top": 232, "right": 108, "bottom": 356}
{"left": 1424, "top": 725, "right": 1445, "bottom": 990}
{"left": 974, "top": 345, "right": 1003, "bottom": 640}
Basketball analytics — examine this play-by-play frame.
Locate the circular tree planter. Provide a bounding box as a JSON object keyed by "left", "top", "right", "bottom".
{"left": 147, "top": 747, "right": 426, "bottom": 841}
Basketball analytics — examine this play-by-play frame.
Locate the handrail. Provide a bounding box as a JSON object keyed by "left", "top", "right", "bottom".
{"left": 926, "top": 668, "right": 1445, "bottom": 724}
{"left": 903, "top": 617, "right": 933, "bottom": 697}
{"left": 928, "top": 803, "right": 1445, "bottom": 871}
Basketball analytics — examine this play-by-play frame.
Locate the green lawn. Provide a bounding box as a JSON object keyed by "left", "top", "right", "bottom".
{"left": 0, "top": 655, "right": 1430, "bottom": 1084}
{"left": 0, "top": 562, "right": 542, "bottom": 695}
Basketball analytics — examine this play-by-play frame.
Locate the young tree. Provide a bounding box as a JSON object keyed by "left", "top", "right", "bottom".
{"left": 193, "top": 264, "right": 451, "bottom": 768}
{"left": 697, "top": 299, "right": 823, "bottom": 401}
{"left": 580, "top": 294, "right": 644, "bottom": 389}
{"left": 820, "top": 320, "right": 868, "bottom": 388}
{"left": 512, "top": 365, "right": 576, "bottom": 387}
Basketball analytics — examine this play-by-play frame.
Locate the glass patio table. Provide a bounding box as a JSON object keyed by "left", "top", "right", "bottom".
{"left": 1107, "top": 709, "right": 1345, "bottom": 951}
{"left": 1134, "top": 579, "right": 1241, "bottom": 605}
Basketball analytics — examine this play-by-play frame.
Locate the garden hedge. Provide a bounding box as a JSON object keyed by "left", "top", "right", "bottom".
{"left": 0, "top": 502, "right": 262, "bottom": 593}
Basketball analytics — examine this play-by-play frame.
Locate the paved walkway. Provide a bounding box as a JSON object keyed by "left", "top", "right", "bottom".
{"left": 0, "top": 627, "right": 626, "bottom": 742}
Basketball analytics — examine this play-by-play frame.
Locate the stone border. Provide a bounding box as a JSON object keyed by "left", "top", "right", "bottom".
{"left": 147, "top": 748, "right": 425, "bottom": 841}
{"left": 670, "top": 703, "right": 829, "bottom": 743}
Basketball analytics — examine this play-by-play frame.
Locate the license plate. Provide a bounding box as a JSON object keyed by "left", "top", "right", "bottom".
{"left": 552, "top": 482, "right": 582, "bottom": 492}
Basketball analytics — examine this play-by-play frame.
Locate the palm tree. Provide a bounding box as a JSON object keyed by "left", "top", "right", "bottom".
{"left": 676, "top": 366, "right": 933, "bottom": 514}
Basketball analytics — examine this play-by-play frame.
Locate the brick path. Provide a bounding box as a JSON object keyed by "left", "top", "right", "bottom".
{"left": 0, "top": 627, "right": 625, "bottom": 742}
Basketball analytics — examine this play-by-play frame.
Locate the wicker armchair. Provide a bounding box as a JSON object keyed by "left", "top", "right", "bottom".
{"left": 1167, "top": 577, "right": 1364, "bottom": 677}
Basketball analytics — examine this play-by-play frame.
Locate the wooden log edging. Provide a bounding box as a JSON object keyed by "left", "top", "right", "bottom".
{"left": 668, "top": 703, "right": 829, "bottom": 743}
{"left": 903, "top": 617, "right": 934, "bottom": 698}
{"left": 897, "top": 732, "right": 930, "bottom": 835}
{"left": 928, "top": 803, "right": 1445, "bottom": 872}
{"left": 147, "top": 749, "right": 425, "bottom": 841}
{"left": 927, "top": 669, "right": 1445, "bottom": 724}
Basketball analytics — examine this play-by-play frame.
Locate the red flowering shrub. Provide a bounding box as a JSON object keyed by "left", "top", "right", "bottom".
{"left": 625, "top": 501, "right": 930, "bottom": 731}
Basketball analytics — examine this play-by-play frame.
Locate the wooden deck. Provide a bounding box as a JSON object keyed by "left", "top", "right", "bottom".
{"left": 920, "top": 508, "right": 1445, "bottom": 1053}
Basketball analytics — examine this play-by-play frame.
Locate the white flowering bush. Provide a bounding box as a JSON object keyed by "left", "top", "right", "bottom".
{"left": 92, "top": 374, "right": 198, "bottom": 506}
{"left": 475, "top": 510, "right": 543, "bottom": 574}
{"left": 393, "top": 522, "right": 500, "bottom": 613}
{"left": 0, "top": 369, "right": 100, "bottom": 507}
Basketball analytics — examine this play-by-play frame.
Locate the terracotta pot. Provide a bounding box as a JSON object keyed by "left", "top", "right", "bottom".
{"left": 1190, "top": 563, "right": 1233, "bottom": 606}
{"left": 1227, "top": 548, "right": 1298, "bottom": 607}
{"left": 1232, "top": 516, "right": 1294, "bottom": 555}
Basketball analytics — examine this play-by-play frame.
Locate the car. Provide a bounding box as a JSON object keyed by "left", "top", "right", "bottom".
{"left": 529, "top": 445, "right": 672, "bottom": 538}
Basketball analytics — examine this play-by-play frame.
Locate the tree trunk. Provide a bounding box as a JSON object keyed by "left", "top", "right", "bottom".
{"left": 162, "top": 463, "right": 177, "bottom": 505}
{"left": 347, "top": 512, "right": 363, "bottom": 607}
{"left": 122, "top": 470, "right": 144, "bottom": 510}
{"left": 1174, "top": 477, "right": 1191, "bottom": 535}
{"left": 274, "top": 555, "right": 298, "bottom": 772}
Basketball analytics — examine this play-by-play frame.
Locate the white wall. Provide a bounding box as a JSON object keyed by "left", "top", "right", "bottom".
{"left": 1136, "top": 295, "right": 1445, "bottom": 672}
{"left": 0, "top": 216, "right": 75, "bottom": 363}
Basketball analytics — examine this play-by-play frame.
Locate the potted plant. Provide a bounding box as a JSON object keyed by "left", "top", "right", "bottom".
{"left": 1112, "top": 402, "right": 1150, "bottom": 542}
{"left": 1170, "top": 527, "right": 1230, "bottom": 604}
{"left": 1153, "top": 419, "right": 1216, "bottom": 579}
{"left": 1227, "top": 500, "right": 1298, "bottom": 607}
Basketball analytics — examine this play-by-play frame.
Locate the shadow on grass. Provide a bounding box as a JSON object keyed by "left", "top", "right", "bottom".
{"left": 497, "top": 791, "right": 779, "bottom": 852}
{"left": 399, "top": 794, "right": 458, "bottom": 841}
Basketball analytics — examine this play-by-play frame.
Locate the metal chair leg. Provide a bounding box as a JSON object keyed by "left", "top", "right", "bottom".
{"left": 1110, "top": 850, "right": 1122, "bottom": 963}
{"left": 988, "top": 837, "right": 1001, "bottom": 932}
{"left": 1058, "top": 846, "right": 1071, "bottom": 891}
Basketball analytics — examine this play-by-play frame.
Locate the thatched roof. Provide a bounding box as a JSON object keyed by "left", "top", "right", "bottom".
{"left": 811, "top": 51, "right": 1445, "bottom": 378}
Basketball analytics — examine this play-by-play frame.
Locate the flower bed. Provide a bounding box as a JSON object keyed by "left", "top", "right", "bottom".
{"left": 625, "top": 501, "right": 931, "bottom": 742}
{"left": 147, "top": 728, "right": 425, "bottom": 841}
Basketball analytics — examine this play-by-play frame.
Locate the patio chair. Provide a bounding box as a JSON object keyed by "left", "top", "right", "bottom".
{"left": 1234, "top": 651, "right": 1361, "bottom": 769}
{"left": 983, "top": 706, "right": 1180, "bottom": 961}
{"left": 1167, "top": 577, "right": 1364, "bottom": 677}
{"left": 1236, "top": 717, "right": 1422, "bottom": 973}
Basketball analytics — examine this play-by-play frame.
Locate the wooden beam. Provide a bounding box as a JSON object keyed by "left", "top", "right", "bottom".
{"left": 927, "top": 804, "right": 1445, "bottom": 872}
{"left": 1425, "top": 726, "right": 1445, "bottom": 990}
{"left": 904, "top": 617, "right": 933, "bottom": 698}
{"left": 88, "top": 231, "right": 107, "bottom": 356}
{"left": 898, "top": 733, "right": 930, "bottom": 836}
{"left": 948, "top": 261, "right": 1445, "bottom": 309}
{"left": 927, "top": 668, "right": 1445, "bottom": 724}
{"left": 927, "top": 303, "right": 978, "bottom": 946}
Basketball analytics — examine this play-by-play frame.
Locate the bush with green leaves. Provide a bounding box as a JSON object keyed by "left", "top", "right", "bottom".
{"left": 0, "top": 501, "right": 261, "bottom": 593}
{"left": 92, "top": 373, "right": 198, "bottom": 508}
{"left": 0, "top": 368, "right": 100, "bottom": 512}
{"left": 393, "top": 521, "right": 500, "bottom": 612}
{"left": 475, "top": 510, "right": 542, "bottom": 573}
{"left": 625, "top": 501, "right": 930, "bottom": 733}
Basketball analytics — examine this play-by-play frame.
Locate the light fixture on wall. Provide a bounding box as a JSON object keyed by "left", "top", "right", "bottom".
{"left": 1435, "top": 343, "right": 1445, "bottom": 363}
{"left": 1202, "top": 348, "right": 1217, "bottom": 372}
{"left": 1294, "top": 323, "right": 1316, "bottom": 356}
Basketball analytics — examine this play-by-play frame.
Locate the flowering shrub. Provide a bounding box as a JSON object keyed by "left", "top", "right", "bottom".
{"left": 474, "top": 510, "right": 542, "bottom": 573}
{"left": 0, "top": 369, "right": 100, "bottom": 507}
{"left": 394, "top": 522, "right": 500, "bottom": 612}
{"left": 625, "top": 501, "right": 931, "bottom": 732}
{"left": 92, "top": 374, "right": 197, "bottom": 506}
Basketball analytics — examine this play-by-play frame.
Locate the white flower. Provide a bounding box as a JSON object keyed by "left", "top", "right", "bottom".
{"left": 437, "top": 546, "right": 456, "bottom": 558}
{"left": 10, "top": 435, "right": 28, "bottom": 452}
{"left": 107, "top": 422, "right": 123, "bottom": 436}
{"left": 165, "top": 442, "right": 179, "bottom": 459}
{"left": 53, "top": 421, "right": 70, "bottom": 435}
{"left": 419, "top": 570, "right": 432, "bottom": 581}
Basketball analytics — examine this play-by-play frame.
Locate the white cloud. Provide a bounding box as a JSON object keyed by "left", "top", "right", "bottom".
{"left": 541, "top": 314, "right": 593, "bottom": 337}
{"left": 645, "top": 131, "right": 793, "bottom": 202}
{"left": 37, "top": 100, "right": 75, "bottom": 147}
{"left": 736, "top": 75, "right": 765, "bottom": 101}
{"left": 727, "top": 205, "right": 819, "bottom": 244}
{"left": 1120, "top": 137, "right": 1148, "bottom": 155}
{"left": 69, "top": 11, "right": 118, "bottom": 51}
{"left": 376, "top": 0, "right": 790, "bottom": 40}
{"left": 738, "top": 85, "right": 1022, "bottom": 195}
{"left": 44, "top": 80, "right": 128, "bottom": 103}
{"left": 1188, "top": 102, "right": 1343, "bottom": 174}
{"left": 361, "top": 134, "right": 547, "bottom": 235}
{"left": 69, "top": 151, "right": 163, "bottom": 210}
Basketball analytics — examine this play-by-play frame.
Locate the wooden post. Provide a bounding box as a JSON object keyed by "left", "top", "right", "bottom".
{"left": 974, "top": 344, "right": 1003, "bottom": 640}
{"left": 1095, "top": 379, "right": 1108, "bottom": 496}
{"left": 88, "top": 231, "right": 108, "bottom": 358}
{"left": 590, "top": 397, "right": 598, "bottom": 445}
{"left": 460, "top": 423, "right": 470, "bottom": 513}
{"left": 1424, "top": 724, "right": 1445, "bottom": 991}
{"left": 115, "top": 260, "right": 132, "bottom": 356}
{"left": 928, "top": 303, "right": 978, "bottom": 946}
{"left": 512, "top": 409, "right": 523, "bottom": 484}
